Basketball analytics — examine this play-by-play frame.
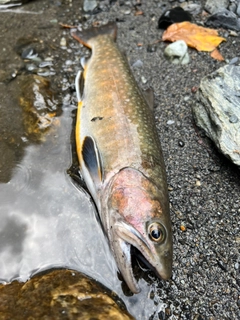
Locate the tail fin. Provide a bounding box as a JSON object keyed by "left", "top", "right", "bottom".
{"left": 71, "top": 22, "right": 117, "bottom": 49}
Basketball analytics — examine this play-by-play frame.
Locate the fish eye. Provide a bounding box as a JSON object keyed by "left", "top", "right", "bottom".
{"left": 148, "top": 222, "right": 165, "bottom": 243}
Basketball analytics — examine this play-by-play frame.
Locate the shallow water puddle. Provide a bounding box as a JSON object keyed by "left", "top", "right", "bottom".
{"left": 0, "top": 96, "right": 160, "bottom": 318}
{"left": 0, "top": 106, "right": 115, "bottom": 284}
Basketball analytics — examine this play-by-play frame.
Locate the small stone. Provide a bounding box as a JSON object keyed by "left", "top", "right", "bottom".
{"left": 65, "top": 60, "right": 73, "bottom": 66}
{"left": 141, "top": 76, "right": 147, "bottom": 84}
{"left": 180, "top": 223, "right": 187, "bottom": 232}
{"left": 204, "top": 0, "right": 229, "bottom": 14}
{"left": 83, "top": 0, "right": 97, "bottom": 12}
{"left": 229, "top": 30, "right": 238, "bottom": 36}
{"left": 180, "top": 3, "right": 202, "bottom": 16}
{"left": 167, "top": 120, "right": 175, "bottom": 125}
{"left": 124, "top": 9, "right": 131, "bottom": 15}
{"left": 205, "top": 9, "right": 240, "bottom": 31}
{"left": 217, "top": 260, "right": 228, "bottom": 272}
{"left": 39, "top": 61, "right": 53, "bottom": 68}
{"left": 178, "top": 139, "right": 185, "bottom": 147}
{"left": 164, "top": 40, "right": 190, "bottom": 65}
{"left": 229, "top": 114, "right": 238, "bottom": 123}
{"left": 60, "top": 37, "right": 67, "bottom": 47}
{"left": 195, "top": 180, "right": 201, "bottom": 187}
{"left": 147, "top": 44, "right": 157, "bottom": 53}
{"left": 26, "top": 63, "right": 38, "bottom": 72}
{"left": 132, "top": 60, "right": 143, "bottom": 68}
{"left": 229, "top": 57, "right": 239, "bottom": 65}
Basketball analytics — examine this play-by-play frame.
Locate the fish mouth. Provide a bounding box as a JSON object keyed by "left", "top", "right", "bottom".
{"left": 112, "top": 221, "right": 170, "bottom": 294}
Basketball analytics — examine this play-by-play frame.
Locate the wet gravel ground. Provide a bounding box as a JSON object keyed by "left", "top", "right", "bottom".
{"left": 0, "top": 0, "right": 240, "bottom": 319}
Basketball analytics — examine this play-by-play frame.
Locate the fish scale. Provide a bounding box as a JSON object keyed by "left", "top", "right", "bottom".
{"left": 72, "top": 22, "right": 172, "bottom": 294}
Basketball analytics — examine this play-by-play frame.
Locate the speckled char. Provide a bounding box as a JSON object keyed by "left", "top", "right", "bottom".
{"left": 72, "top": 23, "right": 172, "bottom": 293}
{"left": 80, "top": 34, "right": 168, "bottom": 197}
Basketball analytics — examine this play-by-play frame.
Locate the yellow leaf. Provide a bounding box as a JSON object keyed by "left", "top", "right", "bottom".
{"left": 162, "top": 21, "right": 226, "bottom": 52}
{"left": 210, "top": 48, "right": 225, "bottom": 61}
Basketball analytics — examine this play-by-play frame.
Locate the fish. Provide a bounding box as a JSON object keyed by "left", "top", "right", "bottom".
{"left": 71, "top": 22, "right": 173, "bottom": 294}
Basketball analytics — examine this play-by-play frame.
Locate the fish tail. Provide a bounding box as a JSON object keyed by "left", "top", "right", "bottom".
{"left": 71, "top": 22, "right": 117, "bottom": 49}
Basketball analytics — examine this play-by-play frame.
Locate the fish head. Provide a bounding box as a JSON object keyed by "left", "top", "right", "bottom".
{"left": 103, "top": 168, "right": 172, "bottom": 294}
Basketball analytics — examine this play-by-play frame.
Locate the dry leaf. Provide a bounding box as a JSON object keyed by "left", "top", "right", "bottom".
{"left": 210, "top": 48, "right": 225, "bottom": 61}
{"left": 162, "top": 21, "right": 226, "bottom": 52}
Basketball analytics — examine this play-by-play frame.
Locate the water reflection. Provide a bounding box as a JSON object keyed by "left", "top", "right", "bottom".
{"left": 0, "top": 102, "right": 158, "bottom": 319}
{"left": 0, "top": 107, "right": 115, "bottom": 285}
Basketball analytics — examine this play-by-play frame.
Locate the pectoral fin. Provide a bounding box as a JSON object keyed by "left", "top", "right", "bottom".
{"left": 75, "top": 70, "right": 85, "bottom": 102}
{"left": 81, "top": 136, "right": 103, "bottom": 204}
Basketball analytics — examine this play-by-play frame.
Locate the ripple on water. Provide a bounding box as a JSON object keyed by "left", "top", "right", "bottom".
{"left": 9, "top": 162, "right": 33, "bottom": 194}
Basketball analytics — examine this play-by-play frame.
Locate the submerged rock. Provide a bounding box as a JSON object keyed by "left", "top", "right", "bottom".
{"left": 193, "top": 65, "right": 240, "bottom": 166}
{"left": 205, "top": 9, "right": 240, "bottom": 31}
{"left": 18, "top": 74, "right": 61, "bottom": 142}
{"left": 0, "top": 269, "right": 135, "bottom": 320}
{"left": 164, "top": 40, "right": 190, "bottom": 65}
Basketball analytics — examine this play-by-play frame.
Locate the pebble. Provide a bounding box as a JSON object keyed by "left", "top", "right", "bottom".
{"left": 229, "top": 56, "right": 239, "bottom": 65}
{"left": 141, "top": 76, "right": 147, "bottom": 84}
{"left": 39, "top": 61, "right": 53, "bottom": 68}
{"left": 147, "top": 44, "right": 157, "bottom": 53}
{"left": 83, "top": 0, "right": 97, "bottom": 12}
{"left": 205, "top": 9, "right": 240, "bottom": 31}
{"left": 178, "top": 139, "right": 185, "bottom": 147}
{"left": 37, "top": 70, "right": 56, "bottom": 77}
{"left": 180, "top": 223, "right": 187, "bottom": 232}
{"left": 65, "top": 60, "right": 73, "bottom": 66}
{"left": 132, "top": 60, "right": 143, "bottom": 68}
{"left": 167, "top": 120, "right": 175, "bottom": 125}
{"left": 60, "top": 37, "right": 67, "bottom": 47}
{"left": 204, "top": 0, "right": 229, "bottom": 14}
{"left": 180, "top": 3, "right": 202, "bottom": 15}
{"left": 164, "top": 40, "right": 190, "bottom": 65}
{"left": 229, "top": 114, "right": 238, "bottom": 123}
{"left": 195, "top": 180, "right": 201, "bottom": 187}
{"left": 124, "top": 9, "right": 131, "bottom": 15}
{"left": 26, "top": 63, "right": 38, "bottom": 72}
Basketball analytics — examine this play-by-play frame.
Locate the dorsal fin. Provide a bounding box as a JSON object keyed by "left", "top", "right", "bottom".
{"left": 71, "top": 22, "right": 117, "bottom": 49}
{"left": 82, "top": 136, "right": 103, "bottom": 188}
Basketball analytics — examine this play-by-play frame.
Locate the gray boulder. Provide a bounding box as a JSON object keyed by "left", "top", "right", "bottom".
{"left": 193, "top": 65, "right": 240, "bottom": 166}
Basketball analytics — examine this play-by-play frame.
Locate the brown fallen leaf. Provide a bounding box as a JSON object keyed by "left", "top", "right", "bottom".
{"left": 210, "top": 48, "right": 225, "bottom": 61}
{"left": 162, "top": 21, "right": 226, "bottom": 52}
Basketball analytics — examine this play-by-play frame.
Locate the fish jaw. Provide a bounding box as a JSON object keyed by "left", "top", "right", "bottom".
{"left": 102, "top": 168, "right": 173, "bottom": 293}
{"left": 111, "top": 220, "right": 172, "bottom": 294}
